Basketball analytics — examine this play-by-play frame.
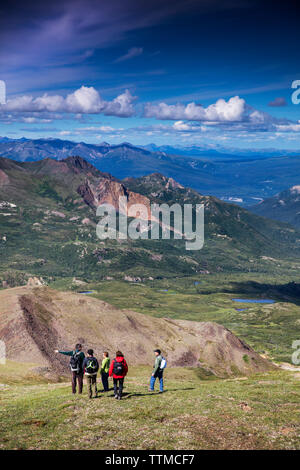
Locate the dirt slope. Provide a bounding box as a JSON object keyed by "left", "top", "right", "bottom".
{"left": 0, "top": 286, "right": 274, "bottom": 377}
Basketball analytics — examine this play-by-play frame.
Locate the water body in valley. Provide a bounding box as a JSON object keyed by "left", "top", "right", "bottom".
{"left": 232, "top": 298, "right": 275, "bottom": 304}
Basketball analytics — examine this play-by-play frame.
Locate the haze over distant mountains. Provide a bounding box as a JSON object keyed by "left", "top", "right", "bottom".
{"left": 1, "top": 137, "right": 300, "bottom": 206}
{"left": 252, "top": 186, "right": 300, "bottom": 228}
{"left": 141, "top": 143, "right": 300, "bottom": 159}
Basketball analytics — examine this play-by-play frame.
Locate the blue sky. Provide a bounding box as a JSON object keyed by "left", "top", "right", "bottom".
{"left": 0, "top": 0, "right": 300, "bottom": 149}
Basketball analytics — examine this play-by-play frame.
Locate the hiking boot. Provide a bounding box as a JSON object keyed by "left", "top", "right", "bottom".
{"left": 118, "top": 396, "right": 122, "bottom": 400}
{"left": 114, "top": 394, "right": 118, "bottom": 399}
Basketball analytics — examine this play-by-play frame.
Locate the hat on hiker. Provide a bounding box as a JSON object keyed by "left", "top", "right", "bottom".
{"left": 154, "top": 349, "right": 161, "bottom": 354}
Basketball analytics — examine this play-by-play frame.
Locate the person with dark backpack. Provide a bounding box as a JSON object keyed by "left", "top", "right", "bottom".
{"left": 83, "top": 349, "right": 99, "bottom": 399}
{"left": 109, "top": 351, "right": 128, "bottom": 400}
{"left": 55, "top": 343, "right": 85, "bottom": 394}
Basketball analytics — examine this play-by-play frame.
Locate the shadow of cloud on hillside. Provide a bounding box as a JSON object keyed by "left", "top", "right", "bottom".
{"left": 222, "top": 281, "right": 300, "bottom": 306}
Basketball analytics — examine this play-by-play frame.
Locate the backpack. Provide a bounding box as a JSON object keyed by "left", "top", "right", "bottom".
{"left": 113, "top": 358, "right": 125, "bottom": 375}
{"left": 85, "top": 357, "right": 98, "bottom": 375}
{"left": 160, "top": 357, "right": 167, "bottom": 370}
{"left": 70, "top": 351, "right": 82, "bottom": 373}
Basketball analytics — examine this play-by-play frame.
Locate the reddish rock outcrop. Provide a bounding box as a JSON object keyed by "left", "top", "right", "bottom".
{"left": 77, "top": 179, "right": 151, "bottom": 219}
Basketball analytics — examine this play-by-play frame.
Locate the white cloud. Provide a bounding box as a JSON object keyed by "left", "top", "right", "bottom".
{"left": 173, "top": 121, "right": 191, "bottom": 131}
{"left": 0, "top": 80, "right": 6, "bottom": 105}
{"left": 0, "top": 86, "right": 136, "bottom": 117}
{"left": 77, "top": 125, "right": 122, "bottom": 133}
{"left": 80, "top": 126, "right": 114, "bottom": 132}
{"left": 22, "top": 117, "right": 37, "bottom": 123}
{"left": 144, "top": 96, "right": 246, "bottom": 122}
{"left": 59, "top": 130, "right": 72, "bottom": 136}
{"left": 65, "top": 86, "right": 103, "bottom": 113}
{"left": 103, "top": 89, "right": 136, "bottom": 117}
{"left": 172, "top": 120, "right": 206, "bottom": 132}
{"left": 143, "top": 96, "right": 296, "bottom": 135}
{"left": 249, "top": 110, "right": 266, "bottom": 123}
{"left": 2, "top": 86, "right": 299, "bottom": 139}
{"left": 275, "top": 122, "right": 300, "bottom": 132}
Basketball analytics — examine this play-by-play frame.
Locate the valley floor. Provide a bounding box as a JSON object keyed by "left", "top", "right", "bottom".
{"left": 0, "top": 366, "right": 299, "bottom": 450}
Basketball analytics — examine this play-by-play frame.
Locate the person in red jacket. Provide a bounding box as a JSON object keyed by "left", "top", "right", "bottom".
{"left": 109, "top": 350, "right": 128, "bottom": 400}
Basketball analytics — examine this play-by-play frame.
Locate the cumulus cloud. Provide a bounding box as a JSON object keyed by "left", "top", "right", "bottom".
{"left": 0, "top": 86, "right": 136, "bottom": 117}
{"left": 143, "top": 95, "right": 297, "bottom": 134}
{"left": 2, "top": 86, "right": 299, "bottom": 138}
{"left": 248, "top": 110, "right": 266, "bottom": 123}
{"left": 144, "top": 96, "right": 246, "bottom": 122}
{"left": 114, "top": 47, "right": 143, "bottom": 63}
{"left": 103, "top": 89, "right": 136, "bottom": 117}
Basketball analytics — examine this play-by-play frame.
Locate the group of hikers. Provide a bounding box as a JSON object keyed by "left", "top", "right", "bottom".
{"left": 54, "top": 344, "right": 166, "bottom": 399}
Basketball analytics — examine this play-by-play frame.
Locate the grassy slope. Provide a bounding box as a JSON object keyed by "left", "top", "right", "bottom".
{"left": 1, "top": 157, "right": 300, "bottom": 283}
{"left": 0, "top": 365, "right": 299, "bottom": 450}
{"left": 0, "top": 159, "right": 299, "bottom": 449}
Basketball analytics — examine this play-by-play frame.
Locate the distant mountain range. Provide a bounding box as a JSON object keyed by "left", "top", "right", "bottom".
{"left": 1, "top": 137, "right": 300, "bottom": 206}
{"left": 141, "top": 143, "right": 300, "bottom": 159}
{"left": 252, "top": 186, "right": 300, "bottom": 228}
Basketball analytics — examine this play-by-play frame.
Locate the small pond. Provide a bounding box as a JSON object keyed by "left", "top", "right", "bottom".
{"left": 232, "top": 298, "right": 275, "bottom": 304}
